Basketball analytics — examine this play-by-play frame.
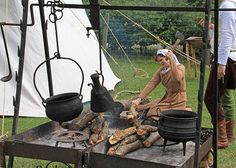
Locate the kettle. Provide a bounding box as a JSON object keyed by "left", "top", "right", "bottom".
{"left": 89, "top": 72, "right": 115, "bottom": 112}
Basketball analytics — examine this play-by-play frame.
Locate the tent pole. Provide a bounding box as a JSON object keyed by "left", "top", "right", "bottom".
{"left": 212, "top": 0, "right": 219, "bottom": 167}
{"left": 38, "top": 0, "right": 54, "bottom": 96}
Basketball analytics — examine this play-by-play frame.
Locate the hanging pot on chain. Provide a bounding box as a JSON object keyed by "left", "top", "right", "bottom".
{"left": 33, "top": 56, "right": 84, "bottom": 124}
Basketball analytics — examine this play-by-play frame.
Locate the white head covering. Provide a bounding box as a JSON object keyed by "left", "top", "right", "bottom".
{"left": 156, "top": 49, "right": 180, "bottom": 65}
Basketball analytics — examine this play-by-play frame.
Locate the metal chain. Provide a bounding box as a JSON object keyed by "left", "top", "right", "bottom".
{"left": 48, "top": 0, "right": 64, "bottom": 23}
{"left": 47, "top": 0, "right": 64, "bottom": 58}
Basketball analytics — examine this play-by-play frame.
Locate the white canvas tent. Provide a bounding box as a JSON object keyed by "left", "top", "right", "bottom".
{"left": 0, "top": 0, "right": 120, "bottom": 117}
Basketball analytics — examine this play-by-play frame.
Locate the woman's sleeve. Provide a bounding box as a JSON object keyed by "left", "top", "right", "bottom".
{"left": 169, "top": 59, "right": 185, "bottom": 81}
{"left": 138, "top": 69, "right": 161, "bottom": 99}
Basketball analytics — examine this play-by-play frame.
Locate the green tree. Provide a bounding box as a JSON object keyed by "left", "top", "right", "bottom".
{"left": 83, "top": 0, "right": 206, "bottom": 55}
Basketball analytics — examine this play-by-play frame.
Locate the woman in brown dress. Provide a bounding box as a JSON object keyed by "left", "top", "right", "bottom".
{"left": 132, "top": 49, "right": 187, "bottom": 119}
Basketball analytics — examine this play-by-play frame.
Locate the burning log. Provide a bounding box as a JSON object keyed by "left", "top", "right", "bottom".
{"left": 98, "top": 121, "right": 109, "bottom": 142}
{"left": 88, "top": 133, "right": 99, "bottom": 145}
{"left": 62, "top": 110, "right": 98, "bottom": 131}
{"left": 119, "top": 105, "right": 138, "bottom": 122}
{"left": 117, "top": 99, "right": 132, "bottom": 111}
{"left": 115, "top": 140, "right": 143, "bottom": 156}
{"left": 91, "top": 115, "right": 105, "bottom": 134}
{"left": 127, "top": 105, "right": 139, "bottom": 122}
{"left": 143, "top": 131, "right": 161, "bottom": 148}
{"left": 109, "top": 127, "right": 137, "bottom": 145}
{"left": 88, "top": 116, "right": 109, "bottom": 145}
{"left": 82, "top": 127, "right": 91, "bottom": 135}
{"left": 119, "top": 105, "right": 143, "bottom": 127}
{"left": 62, "top": 111, "right": 108, "bottom": 145}
{"left": 137, "top": 125, "right": 158, "bottom": 136}
{"left": 119, "top": 111, "right": 129, "bottom": 120}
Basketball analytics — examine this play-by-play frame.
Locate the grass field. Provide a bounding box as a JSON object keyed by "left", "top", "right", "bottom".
{"left": 0, "top": 56, "right": 236, "bottom": 167}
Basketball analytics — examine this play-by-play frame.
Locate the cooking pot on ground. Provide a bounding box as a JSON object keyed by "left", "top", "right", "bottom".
{"left": 33, "top": 56, "right": 84, "bottom": 124}
{"left": 158, "top": 110, "right": 198, "bottom": 142}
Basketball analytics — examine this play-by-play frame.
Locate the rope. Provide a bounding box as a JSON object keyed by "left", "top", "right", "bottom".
{"left": 100, "top": 14, "right": 149, "bottom": 79}
{"left": 102, "top": 0, "right": 201, "bottom": 65}
{"left": 100, "top": 14, "right": 135, "bottom": 69}
{"left": 66, "top": 3, "right": 149, "bottom": 79}
{"left": 63, "top": 2, "right": 119, "bottom": 65}
{"left": 113, "top": 90, "right": 140, "bottom": 100}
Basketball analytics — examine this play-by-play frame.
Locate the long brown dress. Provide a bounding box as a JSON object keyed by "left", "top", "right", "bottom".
{"left": 136, "top": 58, "right": 187, "bottom": 118}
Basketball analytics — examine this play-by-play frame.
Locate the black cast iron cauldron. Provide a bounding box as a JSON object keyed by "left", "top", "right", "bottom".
{"left": 158, "top": 110, "right": 197, "bottom": 155}
{"left": 158, "top": 110, "right": 198, "bottom": 142}
{"left": 33, "top": 56, "right": 84, "bottom": 124}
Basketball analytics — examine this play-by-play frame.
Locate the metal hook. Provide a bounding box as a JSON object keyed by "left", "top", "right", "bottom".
{"left": 0, "top": 24, "right": 12, "bottom": 82}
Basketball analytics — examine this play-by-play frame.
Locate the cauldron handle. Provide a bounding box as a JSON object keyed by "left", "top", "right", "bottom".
{"left": 33, "top": 56, "right": 57, "bottom": 104}
{"left": 59, "top": 56, "right": 84, "bottom": 96}
{"left": 33, "top": 55, "right": 85, "bottom": 104}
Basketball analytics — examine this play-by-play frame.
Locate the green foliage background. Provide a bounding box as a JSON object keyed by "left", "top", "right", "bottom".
{"left": 84, "top": 0, "right": 206, "bottom": 54}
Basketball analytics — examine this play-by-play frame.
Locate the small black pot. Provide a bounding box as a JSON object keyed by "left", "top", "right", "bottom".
{"left": 44, "top": 92, "right": 83, "bottom": 124}
{"left": 158, "top": 110, "right": 198, "bottom": 142}
{"left": 33, "top": 56, "right": 85, "bottom": 124}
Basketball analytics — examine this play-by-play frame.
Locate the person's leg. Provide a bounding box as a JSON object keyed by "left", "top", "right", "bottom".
{"left": 204, "top": 67, "right": 226, "bottom": 121}
{"left": 222, "top": 89, "right": 235, "bottom": 142}
{"left": 204, "top": 65, "right": 228, "bottom": 149}
{"left": 222, "top": 89, "right": 235, "bottom": 121}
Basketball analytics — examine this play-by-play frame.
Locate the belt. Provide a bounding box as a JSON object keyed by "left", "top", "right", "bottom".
{"left": 210, "top": 50, "right": 236, "bottom": 54}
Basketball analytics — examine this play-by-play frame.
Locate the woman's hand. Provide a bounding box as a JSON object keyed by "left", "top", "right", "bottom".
{"left": 165, "top": 50, "right": 174, "bottom": 60}
{"left": 218, "top": 64, "right": 226, "bottom": 81}
{"left": 198, "top": 19, "right": 214, "bottom": 29}
{"left": 131, "top": 97, "right": 142, "bottom": 107}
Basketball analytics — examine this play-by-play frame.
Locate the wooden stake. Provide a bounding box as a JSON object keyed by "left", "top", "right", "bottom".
{"left": 191, "top": 45, "right": 198, "bottom": 78}
{"left": 185, "top": 42, "right": 191, "bottom": 79}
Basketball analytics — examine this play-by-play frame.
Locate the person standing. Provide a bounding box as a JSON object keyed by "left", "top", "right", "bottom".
{"left": 204, "top": 0, "right": 236, "bottom": 149}
{"left": 199, "top": 16, "right": 235, "bottom": 144}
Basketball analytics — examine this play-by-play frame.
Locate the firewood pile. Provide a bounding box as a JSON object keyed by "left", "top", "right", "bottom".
{"left": 106, "top": 104, "right": 161, "bottom": 156}
{"left": 61, "top": 101, "right": 161, "bottom": 154}
{"left": 61, "top": 110, "right": 109, "bottom": 145}
{"left": 107, "top": 125, "right": 160, "bottom": 156}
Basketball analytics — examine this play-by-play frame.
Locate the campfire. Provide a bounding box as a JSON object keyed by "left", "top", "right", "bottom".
{"left": 60, "top": 105, "right": 161, "bottom": 156}
{"left": 61, "top": 110, "right": 109, "bottom": 145}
